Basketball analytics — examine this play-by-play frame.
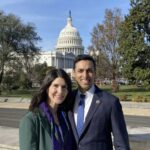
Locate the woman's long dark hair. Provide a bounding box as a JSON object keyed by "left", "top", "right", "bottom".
{"left": 29, "top": 68, "right": 72, "bottom": 112}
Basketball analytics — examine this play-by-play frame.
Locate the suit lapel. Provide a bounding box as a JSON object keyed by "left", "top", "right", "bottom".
{"left": 68, "top": 87, "right": 103, "bottom": 142}
{"left": 68, "top": 110, "right": 79, "bottom": 142}
{"left": 80, "top": 86, "right": 102, "bottom": 138}
{"left": 68, "top": 90, "right": 79, "bottom": 142}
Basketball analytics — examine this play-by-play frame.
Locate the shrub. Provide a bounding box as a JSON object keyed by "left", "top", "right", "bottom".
{"left": 119, "top": 95, "right": 129, "bottom": 101}
{"left": 132, "top": 96, "right": 148, "bottom": 102}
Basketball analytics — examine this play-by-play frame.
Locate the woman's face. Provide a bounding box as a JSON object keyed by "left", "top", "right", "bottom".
{"left": 47, "top": 77, "right": 68, "bottom": 107}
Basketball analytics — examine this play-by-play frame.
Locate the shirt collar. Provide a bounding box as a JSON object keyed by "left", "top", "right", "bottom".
{"left": 77, "top": 84, "right": 95, "bottom": 97}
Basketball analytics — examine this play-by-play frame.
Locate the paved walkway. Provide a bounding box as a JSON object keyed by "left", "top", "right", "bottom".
{"left": 0, "top": 126, "right": 19, "bottom": 150}
{"left": 1, "top": 101, "right": 150, "bottom": 116}
{"left": 0, "top": 98, "right": 150, "bottom": 150}
{"left": 1, "top": 96, "right": 150, "bottom": 115}
{"left": 0, "top": 126, "right": 150, "bottom": 150}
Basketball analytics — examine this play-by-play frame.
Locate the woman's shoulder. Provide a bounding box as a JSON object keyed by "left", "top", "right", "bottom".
{"left": 20, "top": 108, "right": 41, "bottom": 123}
{"left": 19, "top": 109, "right": 42, "bottom": 138}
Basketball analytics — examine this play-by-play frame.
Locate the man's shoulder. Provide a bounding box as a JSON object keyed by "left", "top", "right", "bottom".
{"left": 72, "top": 89, "right": 78, "bottom": 95}
{"left": 95, "top": 85, "right": 119, "bottom": 101}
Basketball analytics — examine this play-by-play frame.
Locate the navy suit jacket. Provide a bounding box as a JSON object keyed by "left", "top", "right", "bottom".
{"left": 68, "top": 85, "right": 130, "bottom": 150}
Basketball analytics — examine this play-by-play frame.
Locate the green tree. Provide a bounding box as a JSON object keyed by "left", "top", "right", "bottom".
{"left": 89, "top": 9, "right": 123, "bottom": 79}
{"left": 32, "top": 63, "right": 55, "bottom": 85}
{"left": 88, "top": 8, "right": 123, "bottom": 91}
{"left": 19, "top": 71, "right": 33, "bottom": 89}
{"left": 2, "top": 70, "right": 20, "bottom": 91}
{"left": 0, "top": 11, "right": 41, "bottom": 87}
{"left": 119, "top": 0, "right": 150, "bottom": 85}
{"left": 88, "top": 46, "right": 112, "bottom": 80}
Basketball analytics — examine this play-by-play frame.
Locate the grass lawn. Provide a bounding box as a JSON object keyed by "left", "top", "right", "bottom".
{"left": 100, "top": 85, "right": 150, "bottom": 102}
{"left": 0, "top": 85, "right": 150, "bottom": 102}
{"left": 0, "top": 89, "right": 37, "bottom": 98}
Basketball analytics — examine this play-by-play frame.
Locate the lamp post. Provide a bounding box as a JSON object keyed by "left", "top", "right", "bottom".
{"left": 89, "top": 49, "right": 101, "bottom": 85}
{"left": 64, "top": 52, "right": 66, "bottom": 69}
{"left": 89, "top": 49, "right": 100, "bottom": 63}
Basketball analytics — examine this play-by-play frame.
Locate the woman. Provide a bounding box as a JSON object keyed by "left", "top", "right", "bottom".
{"left": 19, "top": 69, "right": 75, "bottom": 150}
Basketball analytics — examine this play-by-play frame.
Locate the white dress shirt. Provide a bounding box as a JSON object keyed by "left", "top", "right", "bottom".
{"left": 73, "top": 85, "right": 95, "bottom": 126}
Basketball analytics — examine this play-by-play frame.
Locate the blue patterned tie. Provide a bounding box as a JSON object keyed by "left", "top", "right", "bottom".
{"left": 77, "top": 94, "right": 85, "bottom": 136}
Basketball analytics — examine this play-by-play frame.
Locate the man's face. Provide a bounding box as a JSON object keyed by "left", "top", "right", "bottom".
{"left": 73, "top": 60, "right": 95, "bottom": 93}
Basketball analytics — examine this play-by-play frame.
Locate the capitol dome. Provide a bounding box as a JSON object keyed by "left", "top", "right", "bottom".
{"left": 56, "top": 12, "right": 84, "bottom": 56}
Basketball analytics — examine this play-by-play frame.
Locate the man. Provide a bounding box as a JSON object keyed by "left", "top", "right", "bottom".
{"left": 68, "top": 54, "right": 130, "bottom": 150}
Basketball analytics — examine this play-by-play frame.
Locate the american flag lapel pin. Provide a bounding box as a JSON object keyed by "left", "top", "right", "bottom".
{"left": 96, "top": 100, "right": 101, "bottom": 104}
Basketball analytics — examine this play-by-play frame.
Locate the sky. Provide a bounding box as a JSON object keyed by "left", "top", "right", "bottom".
{"left": 0, "top": 0, "right": 131, "bottom": 51}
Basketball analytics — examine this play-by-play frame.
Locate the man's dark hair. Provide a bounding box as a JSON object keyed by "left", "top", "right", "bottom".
{"left": 73, "top": 54, "right": 96, "bottom": 70}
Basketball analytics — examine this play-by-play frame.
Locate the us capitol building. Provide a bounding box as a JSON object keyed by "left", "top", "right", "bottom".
{"left": 36, "top": 12, "right": 84, "bottom": 74}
